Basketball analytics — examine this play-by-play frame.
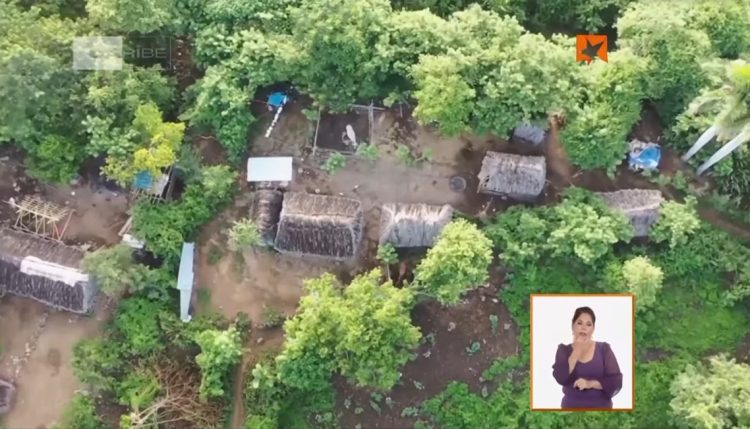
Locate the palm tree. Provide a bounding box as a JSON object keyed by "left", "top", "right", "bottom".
{"left": 682, "top": 61, "right": 750, "bottom": 175}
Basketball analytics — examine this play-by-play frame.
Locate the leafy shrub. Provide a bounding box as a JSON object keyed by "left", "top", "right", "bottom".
{"left": 413, "top": 219, "right": 493, "bottom": 306}
{"left": 133, "top": 165, "right": 237, "bottom": 267}
{"left": 53, "top": 393, "right": 105, "bottom": 429}
{"left": 25, "top": 134, "right": 84, "bottom": 183}
{"left": 277, "top": 270, "right": 420, "bottom": 391}
{"left": 195, "top": 326, "right": 243, "bottom": 400}
{"left": 82, "top": 245, "right": 171, "bottom": 298}
{"left": 687, "top": 0, "right": 750, "bottom": 58}
{"left": 670, "top": 354, "right": 750, "bottom": 429}
{"left": 227, "top": 218, "right": 263, "bottom": 251}
{"left": 651, "top": 197, "right": 701, "bottom": 248}
{"left": 322, "top": 152, "right": 347, "bottom": 174}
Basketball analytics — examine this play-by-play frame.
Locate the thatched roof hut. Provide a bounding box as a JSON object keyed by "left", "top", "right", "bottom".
{"left": 477, "top": 152, "right": 546, "bottom": 200}
{"left": 595, "top": 189, "right": 663, "bottom": 237}
{"left": 274, "top": 192, "right": 363, "bottom": 260}
{"left": 249, "top": 190, "right": 284, "bottom": 246}
{"left": 379, "top": 203, "right": 454, "bottom": 248}
{"left": 0, "top": 379, "right": 14, "bottom": 415}
{"left": 0, "top": 228, "right": 95, "bottom": 314}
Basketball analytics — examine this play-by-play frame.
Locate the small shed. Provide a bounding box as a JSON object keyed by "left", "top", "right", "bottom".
{"left": 177, "top": 242, "right": 195, "bottom": 323}
{"left": 379, "top": 203, "right": 453, "bottom": 248}
{"left": 0, "top": 228, "right": 95, "bottom": 314}
{"left": 477, "top": 152, "right": 547, "bottom": 200}
{"left": 246, "top": 157, "right": 293, "bottom": 188}
{"left": 274, "top": 192, "right": 363, "bottom": 260}
{"left": 512, "top": 123, "right": 547, "bottom": 146}
{"left": 595, "top": 189, "right": 663, "bottom": 237}
{"left": 0, "top": 379, "right": 14, "bottom": 415}
{"left": 249, "top": 190, "right": 284, "bottom": 246}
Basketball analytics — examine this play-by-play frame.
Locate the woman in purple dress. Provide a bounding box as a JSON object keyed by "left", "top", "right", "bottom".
{"left": 552, "top": 306, "right": 623, "bottom": 409}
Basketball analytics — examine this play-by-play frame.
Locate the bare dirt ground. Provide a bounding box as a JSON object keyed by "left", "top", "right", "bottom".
{"left": 0, "top": 297, "right": 112, "bottom": 429}
{"left": 0, "top": 149, "right": 128, "bottom": 428}
{"left": 196, "top": 101, "right": 510, "bottom": 327}
{"left": 335, "top": 286, "right": 517, "bottom": 429}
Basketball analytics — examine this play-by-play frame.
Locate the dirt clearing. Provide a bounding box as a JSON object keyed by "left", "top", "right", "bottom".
{"left": 335, "top": 287, "right": 518, "bottom": 429}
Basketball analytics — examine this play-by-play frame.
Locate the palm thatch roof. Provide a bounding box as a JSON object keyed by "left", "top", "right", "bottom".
{"left": 0, "top": 379, "right": 14, "bottom": 415}
{"left": 595, "top": 189, "right": 663, "bottom": 237}
{"left": 477, "top": 151, "right": 546, "bottom": 200}
{"left": 379, "top": 203, "right": 454, "bottom": 248}
{"left": 274, "top": 192, "right": 363, "bottom": 260}
{"left": 0, "top": 228, "right": 95, "bottom": 314}
{"left": 249, "top": 190, "right": 284, "bottom": 246}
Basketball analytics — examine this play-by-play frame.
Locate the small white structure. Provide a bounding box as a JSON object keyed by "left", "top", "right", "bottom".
{"left": 177, "top": 242, "right": 195, "bottom": 323}
{"left": 246, "top": 157, "right": 293, "bottom": 188}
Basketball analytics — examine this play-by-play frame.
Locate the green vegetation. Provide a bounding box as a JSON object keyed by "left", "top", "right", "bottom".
{"left": 53, "top": 393, "right": 106, "bottom": 429}
{"left": 276, "top": 270, "right": 421, "bottom": 391}
{"left": 321, "top": 152, "right": 347, "bottom": 174}
{"left": 195, "top": 326, "right": 243, "bottom": 400}
{"left": 413, "top": 219, "right": 493, "bottom": 305}
{"left": 132, "top": 165, "right": 237, "bottom": 267}
{"left": 4, "top": 1, "right": 750, "bottom": 428}
{"left": 227, "top": 218, "right": 263, "bottom": 251}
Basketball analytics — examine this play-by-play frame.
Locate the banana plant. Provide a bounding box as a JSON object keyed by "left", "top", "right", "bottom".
{"left": 682, "top": 61, "right": 750, "bottom": 175}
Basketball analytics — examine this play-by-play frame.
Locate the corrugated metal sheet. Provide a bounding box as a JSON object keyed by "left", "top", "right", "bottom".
{"left": 246, "top": 157, "right": 293, "bottom": 182}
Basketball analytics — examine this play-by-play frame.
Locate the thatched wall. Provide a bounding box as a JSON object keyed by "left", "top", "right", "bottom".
{"left": 596, "top": 189, "right": 663, "bottom": 237}
{"left": 477, "top": 152, "right": 546, "bottom": 200}
{"left": 274, "top": 193, "right": 363, "bottom": 260}
{"left": 379, "top": 203, "right": 453, "bottom": 248}
{"left": 0, "top": 379, "right": 14, "bottom": 415}
{"left": 249, "top": 190, "right": 284, "bottom": 246}
{"left": 0, "top": 228, "right": 95, "bottom": 314}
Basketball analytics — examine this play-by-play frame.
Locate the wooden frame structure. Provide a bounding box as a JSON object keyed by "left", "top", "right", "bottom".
{"left": 128, "top": 165, "right": 175, "bottom": 204}
{"left": 6, "top": 196, "right": 73, "bottom": 241}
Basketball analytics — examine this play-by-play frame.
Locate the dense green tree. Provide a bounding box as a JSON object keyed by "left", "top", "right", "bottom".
{"left": 286, "top": 0, "right": 391, "bottom": 109}
{"left": 114, "top": 298, "right": 168, "bottom": 357}
{"left": 561, "top": 49, "right": 649, "bottom": 172}
{"left": 82, "top": 244, "right": 172, "bottom": 298}
{"left": 277, "top": 270, "right": 421, "bottom": 391}
{"left": 547, "top": 195, "right": 633, "bottom": 264}
{"left": 84, "top": 66, "right": 176, "bottom": 131}
{"left": 412, "top": 7, "right": 581, "bottom": 138}
{"left": 485, "top": 190, "right": 632, "bottom": 267}
{"left": 527, "top": 0, "right": 635, "bottom": 33}
{"left": 670, "top": 354, "right": 750, "bottom": 429}
{"left": 616, "top": 0, "right": 712, "bottom": 123}
{"left": 181, "top": 66, "right": 254, "bottom": 162}
{"left": 414, "top": 219, "right": 493, "bottom": 305}
{"left": 132, "top": 165, "right": 237, "bottom": 266}
{"left": 687, "top": 0, "right": 750, "bottom": 59}
{"left": 86, "top": 0, "right": 173, "bottom": 33}
{"left": 651, "top": 197, "right": 701, "bottom": 248}
{"left": 195, "top": 326, "right": 243, "bottom": 400}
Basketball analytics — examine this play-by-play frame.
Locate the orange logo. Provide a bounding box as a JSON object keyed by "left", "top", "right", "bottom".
{"left": 576, "top": 35, "right": 608, "bottom": 64}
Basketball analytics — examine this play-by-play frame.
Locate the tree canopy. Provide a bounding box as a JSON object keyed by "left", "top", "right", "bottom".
{"left": 276, "top": 270, "right": 421, "bottom": 391}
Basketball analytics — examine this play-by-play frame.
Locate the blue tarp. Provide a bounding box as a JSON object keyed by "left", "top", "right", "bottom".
{"left": 268, "top": 92, "right": 288, "bottom": 108}
{"left": 629, "top": 145, "right": 661, "bottom": 171}
{"left": 133, "top": 171, "right": 153, "bottom": 190}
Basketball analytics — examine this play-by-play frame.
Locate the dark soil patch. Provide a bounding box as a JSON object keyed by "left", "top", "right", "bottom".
{"left": 172, "top": 36, "right": 201, "bottom": 93}
{"left": 334, "top": 287, "right": 518, "bottom": 429}
{"left": 316, "top": 110, "right": 370, "bottom": 153}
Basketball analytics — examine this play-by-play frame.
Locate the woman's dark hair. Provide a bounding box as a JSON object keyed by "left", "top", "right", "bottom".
{"left": 572, "top": 306, "right": 596, "bottom": 325}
